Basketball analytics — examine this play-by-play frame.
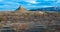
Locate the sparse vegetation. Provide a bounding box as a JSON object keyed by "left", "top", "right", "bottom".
{"left": 10, "top": 23, "right": 29, "bottom": 32}
{"left": 0, "top": 6, "right": 60, "bottom": 32}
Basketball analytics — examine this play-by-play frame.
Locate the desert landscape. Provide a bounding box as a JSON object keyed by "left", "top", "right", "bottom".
{"left": 0, "top": 6, "right": 60, "bottom": 32}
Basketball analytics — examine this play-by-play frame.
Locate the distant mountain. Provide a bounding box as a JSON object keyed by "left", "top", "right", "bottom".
{"left": 29, "top": 7, "right": 60, "bottom": 12}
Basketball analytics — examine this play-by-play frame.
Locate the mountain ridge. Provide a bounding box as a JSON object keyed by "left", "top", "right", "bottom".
{"left": 29, "top": 7, "right": 60, "bottom": 12}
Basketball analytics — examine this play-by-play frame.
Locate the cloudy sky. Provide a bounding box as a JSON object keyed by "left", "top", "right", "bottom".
{"left": 0, "top": 0, "right": 60, "bottom": 11}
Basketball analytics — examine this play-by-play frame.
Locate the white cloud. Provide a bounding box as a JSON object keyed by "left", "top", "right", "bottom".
{"left": 0, "top": 4, "right": 17, "bottom": 8}
{"left": 44, "top": 0, "right": 56, "bottom": 1}
{"left": 27, "top": 4, "right": 32, "bottom": 5}
{"left": 56, "top": 0, "right": 60, "bottom": 3}
{"left": 25, "top": 5, "right": 54, "bottom": 8}
{"left": 22, "top": 0, "right": 39, "bottom": 4}
{"left": 0, "top": 0, "right": 3, "bottom": 2}
{"left": 0, "top": 5, "right": 10, "bottom": 8}
{"left": 6, "top": 2, "right": 19, "bottom": 5}
{"left": 40, "top": 6, "right": 54, "bottom": 8}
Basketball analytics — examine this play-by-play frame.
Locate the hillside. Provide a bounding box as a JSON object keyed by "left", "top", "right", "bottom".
{"left": 0, "top": 6, "right": 60, "bottom": 32}
{"left": 29, "top": 7, "right": 60, "bottom": 12}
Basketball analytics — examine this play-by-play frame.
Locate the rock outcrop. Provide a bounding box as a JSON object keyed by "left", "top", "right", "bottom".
{"left": 15, "top": 5, "right": 28, "bottom": 13}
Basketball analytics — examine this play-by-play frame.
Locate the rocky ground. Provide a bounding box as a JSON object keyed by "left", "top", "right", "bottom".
{"left": 0, "top": 12, "right": 60, "bottom": 32}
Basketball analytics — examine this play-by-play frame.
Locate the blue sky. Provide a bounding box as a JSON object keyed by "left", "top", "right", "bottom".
{"left": 0, "top": 0, "right": 60, "bottom": 11}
